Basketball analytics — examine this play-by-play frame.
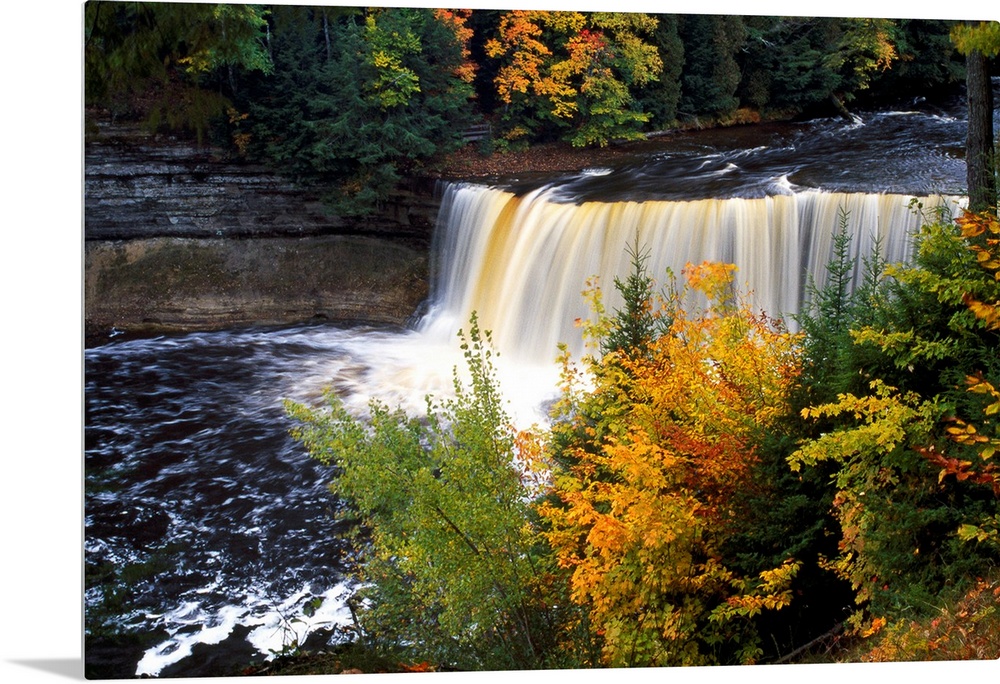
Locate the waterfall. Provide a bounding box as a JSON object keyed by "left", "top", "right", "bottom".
{"left": 420, "top": 182, "right": 962, "bottom": 365}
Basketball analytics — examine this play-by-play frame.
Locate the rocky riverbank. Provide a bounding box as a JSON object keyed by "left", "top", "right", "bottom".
{"left": 85, "top": 122, "right": 442, "bottom": 242}
{"left": 85, "top": 235, "right": 428, "bottom": 343}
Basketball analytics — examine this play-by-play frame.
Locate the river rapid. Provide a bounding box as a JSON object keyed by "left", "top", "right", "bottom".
{"left": 85, "top": 100, "right": 981, "bottom": 677}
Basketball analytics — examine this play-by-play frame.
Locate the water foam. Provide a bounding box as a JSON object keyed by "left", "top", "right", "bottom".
{"left": 136, "top": 582, "right": 357, "bottom": 677}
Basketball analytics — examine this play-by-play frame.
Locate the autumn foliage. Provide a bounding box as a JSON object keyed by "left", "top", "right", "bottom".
{"left": 790, "top": 209, "right": 1000, "bottom": 636}
{"left": 860, "top": 574, "right": 1000, "bottom": 661}
{"left": 433, "top": 9, "right": 476, "bottom": 84}
{"left": 538, "top": 261, "right": 803, "bottom": 666}
{"left": 289, "top": 211, "right": 999, "bottom": 669}
{"left": 485, "top": 10, "right": 661, "bottom": 146}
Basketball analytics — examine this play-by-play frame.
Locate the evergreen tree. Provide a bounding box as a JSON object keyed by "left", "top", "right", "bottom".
{"left": 861, "top": 19, "right": 965, "bottom": 104}
{"left": 677, "top": 14, "right": 745, "bottom": 120}
{"left": 636, "top": 14, "right": 684, "bottom": 128}
{"left": 84, "top": 1, "right": 272, "bottom": 141}
{"left": 601, "top": 238, "right": 669, "bottom": 359}
{"left": 237, "top": 5, "right": 333, "bottom": 178}
{"left": 237, "top": 6, "right": 475, "bottom": 215}
{"left": 737, "top": 17, "right": 842, "bottom": 115}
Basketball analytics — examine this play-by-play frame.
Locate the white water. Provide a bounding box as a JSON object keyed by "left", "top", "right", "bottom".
{"left": 285, "top": 183, "right": 963, "bottom": 429}
{"left": 135, "top": 582, "right": 357, "bottom": 676}
{"left": 420, "top": 182, "right": 962, "bottom": 365}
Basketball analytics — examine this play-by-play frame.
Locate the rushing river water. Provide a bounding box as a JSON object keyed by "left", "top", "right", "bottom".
{"left": 85, "top": 101, "right": 982, "bottom": 677}
{"left": 505, "top": 107, "right": 969, "bottom": 202}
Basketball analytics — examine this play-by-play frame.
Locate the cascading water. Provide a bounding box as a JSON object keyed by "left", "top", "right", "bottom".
{"left": 85, "top": 106, "right": 973, "bottom": 677}
{"left": 420, "top": 182, "right": 961, "bottom": 365}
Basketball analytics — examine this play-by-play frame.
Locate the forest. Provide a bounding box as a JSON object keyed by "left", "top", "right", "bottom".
{"left": 85, "top": 4, "right": 995, "bottom": 213}
{"left": 85, "top": 2, "right": 1000, "bottom": 672}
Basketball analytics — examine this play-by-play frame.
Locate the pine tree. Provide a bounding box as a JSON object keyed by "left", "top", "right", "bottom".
{"left": 635, "top": 14, "right": 684, "bottom": 128}
{"left": 237, "top": 6, "right": 475, "bottom": 215}
{"left": 601, "top": 237, "right": 669, "bottom": 359}
{"left": 677, "top": 14, "right": 745, "bottom": 119}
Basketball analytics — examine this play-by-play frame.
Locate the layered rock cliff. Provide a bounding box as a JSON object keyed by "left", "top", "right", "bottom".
{"left": 85, "top": 123, "right": 439, "bottom": 343}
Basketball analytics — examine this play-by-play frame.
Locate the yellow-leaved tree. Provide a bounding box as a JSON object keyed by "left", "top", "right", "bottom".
{"left": 484, "top": 10, "right": 661, "bottom": 146}
{"left": 538, "top": 260, "right": 803, "bottom": 667}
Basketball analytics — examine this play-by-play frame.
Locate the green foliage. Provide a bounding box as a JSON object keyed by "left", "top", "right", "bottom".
{"left": 951, "top": 21, "right": 1000, "bottom": 58}
{"left": 677, "top": 15, "right": 745, "bottom": 119}
{"left": 237, "top": 6, "right": 474, "bottom": 215}
{"left": 869, "top": 20, "right": 965, "bottom": 100}
{"left": 828, "top": 18, "right": 903, "bottom": 95}
{"left": 476, "top": 12, "right": 959, "bottom": 131}
{"left": 571, "top": 13, "right": 661, "bottom": 147}
{"left": 84, "top": 2, "right": 272, "bottom": 141}
{"left": 717, "top": 423, "right": 851, "bottom": 662}
{"left": 736, "top": 17, "right": 961, "bottom": 117}
{"left": 790, "top": 382, "right": 950, "bottom": 617}
{"left": 861, "top": 217, "right": 1000, "bottom": 405}
{"left": 797, "top": 212, "right": 859, "bottom": 388}
{"left": 285, "top": 314, "right": 556, "bottom": 670}
{"left": 568, "top": 68, "right": 650, "bottom": 148}
{"left": 600, "top": 237, "right": 672, "bottom": 359}
{"left": 790, "top": 210, "right": 1000, "bottom": 634}
{"left": 739, "top": 17, "right": 845, "bottom": 114}
{"left": 363, "top": 12, "right": 423, "bottom": 109}
{"left": 635, "top": 14, "right": 684, "bottom": 128}
{"left": 795, "top": 209, "right": 892, "bottom": 408}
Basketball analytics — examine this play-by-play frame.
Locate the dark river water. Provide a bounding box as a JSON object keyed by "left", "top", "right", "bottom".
{"left": 84, "top": 97, "right": 987, "bottom": 678}
{"left": 509, "top": 105, "right": 971, "bottom": 202}
{"left": 85, "top": 326, "right": 375, "bottom": 677}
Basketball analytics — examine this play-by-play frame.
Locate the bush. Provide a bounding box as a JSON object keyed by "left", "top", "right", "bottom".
{"left": 285, "top": 314, "right": 558, "bottom": 670}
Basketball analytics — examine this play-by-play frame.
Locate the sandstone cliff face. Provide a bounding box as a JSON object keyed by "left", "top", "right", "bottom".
{"left": 85, "top": 123, "right": 441, "bottom": 241}
{"left": 85, "top": 235, "right": 429, "bottom": 335}
{"left": 85, "top": 124, "right": 439, "bottom": 343}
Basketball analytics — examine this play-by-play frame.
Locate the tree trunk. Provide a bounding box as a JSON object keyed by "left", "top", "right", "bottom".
{"left": 829, "top": 93, "right": 860, "bottom": 124}
{"left": 966, "top": 49, "right": 997, "bottom": 215}
{"left": 323, "top": 11, "right": 332, "bottom": 63}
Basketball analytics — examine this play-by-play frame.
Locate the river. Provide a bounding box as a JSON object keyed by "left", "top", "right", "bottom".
{"left": 85, "top": 100, "right": 980, "bottom": 677}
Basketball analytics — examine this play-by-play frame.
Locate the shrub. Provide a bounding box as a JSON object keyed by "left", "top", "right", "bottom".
{"left": 285, "top": 315, "right": 557, "bottom": 670}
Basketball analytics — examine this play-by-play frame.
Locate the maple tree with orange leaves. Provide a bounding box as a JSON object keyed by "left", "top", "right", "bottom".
{"left": 485, "top": 10, "right": 661, "bottom": 146}
{"left": 433, "top": 9, "right": 477, "bottom": 84}
{"left": 539, "top": 261, "right": 803, "bottom": 666}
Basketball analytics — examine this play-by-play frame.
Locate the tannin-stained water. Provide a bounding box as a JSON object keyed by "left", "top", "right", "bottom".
{"left": 421, "top": 184, "right": 961, "bottom": 365}
{"left": 85, "top": 106, "right": 974, "bottom": 677}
